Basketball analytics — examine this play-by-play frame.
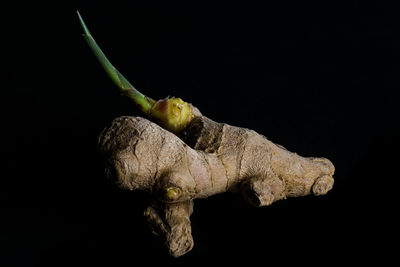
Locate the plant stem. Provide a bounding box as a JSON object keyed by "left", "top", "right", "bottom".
{"left": 77, "top": 11, "right": 155, "bottom": 113}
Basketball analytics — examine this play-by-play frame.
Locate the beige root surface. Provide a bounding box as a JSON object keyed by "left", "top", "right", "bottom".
{"left": 98, "top": 115, "right": 335, "bottom": 257}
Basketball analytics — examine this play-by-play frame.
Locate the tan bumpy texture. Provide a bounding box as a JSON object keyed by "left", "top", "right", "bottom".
{"left": 98, "top": 115, "right": 335, "bottom": 257}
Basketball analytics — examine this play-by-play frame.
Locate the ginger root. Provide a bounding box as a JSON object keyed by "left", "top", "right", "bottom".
{"left": 78, "top": 11, "right": 335, "bottom": 257}
{"left": 98, "top": 115, "right": 334, "bottom": 257}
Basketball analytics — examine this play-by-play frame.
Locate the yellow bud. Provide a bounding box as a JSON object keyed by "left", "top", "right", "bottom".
{"left": 144, "top": 209, "right": 151, "bottom": 216}
{"left": 164, "top": 187, "right": 180, "bottom": 201}
{"left": 149, "top": 97, "right": 193, "bottom": 133}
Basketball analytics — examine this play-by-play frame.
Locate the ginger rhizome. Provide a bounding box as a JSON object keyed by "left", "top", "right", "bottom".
{"left": 98, "top": 116, "right": 334, "bottom": 256}
{"left": 99, "top": 116, "right": 334, "bottom": 204}
{"left": 79, "top": 11, "right": 335, "bottom": 257}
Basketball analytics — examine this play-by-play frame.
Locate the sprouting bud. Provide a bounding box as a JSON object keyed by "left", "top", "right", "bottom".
{"left": 77, "top": 11, "right": 195, "bottom": 134}
{"left": 163, "top": 187, "right": 181, "bottom": 201}
{"left": 149, "top": 97, "right": 194, "bottom": 133}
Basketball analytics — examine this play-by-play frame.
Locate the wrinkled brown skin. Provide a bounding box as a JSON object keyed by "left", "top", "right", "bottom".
{"left": 98, "top": 113, "right": 335, "bottom": 257}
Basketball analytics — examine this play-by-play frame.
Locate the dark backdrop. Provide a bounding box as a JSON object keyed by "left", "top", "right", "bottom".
{"left": 2, "top": 1, "right": 398, "bottom": 266}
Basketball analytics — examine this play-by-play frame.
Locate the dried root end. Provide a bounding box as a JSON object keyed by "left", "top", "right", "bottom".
{"left": 312, "top": 175, "right": 334, "bottom": 196}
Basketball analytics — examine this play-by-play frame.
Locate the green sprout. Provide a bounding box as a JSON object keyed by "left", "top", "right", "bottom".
{"left": 77, "top": 11, "right": 155, "bottom": 113}
{"left": 77, "top": 11, "right": 194, "bottom": 133}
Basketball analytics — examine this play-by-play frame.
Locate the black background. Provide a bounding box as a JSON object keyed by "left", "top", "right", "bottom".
{"left": 2, "top": 1, "right": 398, "bottom": 266}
